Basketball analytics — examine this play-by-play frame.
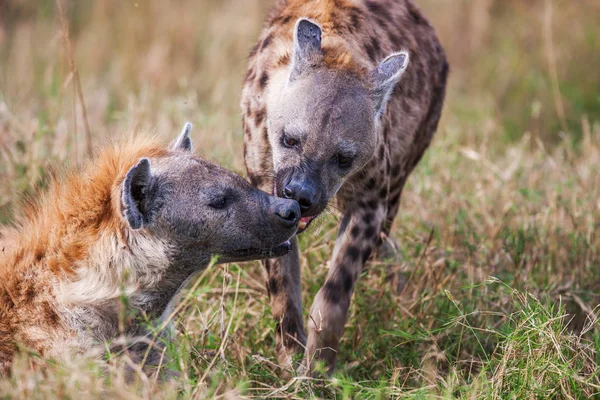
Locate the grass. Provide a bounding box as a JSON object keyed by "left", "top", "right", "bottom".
{"left": 1, "top": 0, "right": 600, "bottom": 398}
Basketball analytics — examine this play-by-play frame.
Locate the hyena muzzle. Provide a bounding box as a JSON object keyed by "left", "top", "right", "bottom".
{"left": 241, "top": 0, "right": 449, "bottom": 373}
{"left": 0, "top": 124, "right": 300, "bottom": 377}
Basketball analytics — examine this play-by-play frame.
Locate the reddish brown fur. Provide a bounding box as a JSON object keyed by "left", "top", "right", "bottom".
{"left": 253, "top": 0, "right": 368, "bottom": 75}
{"left": 0, "top": 135, "right": 168, "bottom": 374}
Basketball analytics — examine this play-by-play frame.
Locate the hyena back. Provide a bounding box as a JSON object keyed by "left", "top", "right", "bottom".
{"left": 0, "top": 125, "right": 300, "bottom": 376}
{"left": 241, "top": 0, "right": 449, "bottom": 373}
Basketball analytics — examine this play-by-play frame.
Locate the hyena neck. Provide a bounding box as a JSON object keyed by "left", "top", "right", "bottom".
{"left": 56, "top": 232, "right": 212, "bottom": 344}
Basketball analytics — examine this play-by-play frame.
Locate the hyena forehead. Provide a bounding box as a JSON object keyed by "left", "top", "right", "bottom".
{"left": 265, "top": 17, "right": 410, "bottom": 155}
{"left": 268, "top": 70, "right": 375, "bottom": 148}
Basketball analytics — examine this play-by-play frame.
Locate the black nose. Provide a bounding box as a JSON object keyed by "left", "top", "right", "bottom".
{"left": 274, "top": 199, "right": 300, "bottom": 228}
{"left": 283, "top": 181, "right": 316, "bottom": 213}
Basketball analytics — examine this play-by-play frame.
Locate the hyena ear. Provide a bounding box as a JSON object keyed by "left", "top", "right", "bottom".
{"left": 370, "top": 51, "right": 409, "bottom": 118}
{"left": 170, "top": 122, "right": 193, "bottom": 152}
{"left": 122, "top": 158, "right": 153, "bottom": 230}
{"left": 290, "top": 18, "right": 323, "bottom": 81}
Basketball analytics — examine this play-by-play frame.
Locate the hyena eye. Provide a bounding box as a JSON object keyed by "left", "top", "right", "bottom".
{"left": 282, "top": 134, "right": 299, "bottom": 148}
{"left": 208, "top": 196, "right": 228, "bottom": 209}
{"left": 336, "top": 153, "right": 353, "bottom": 168}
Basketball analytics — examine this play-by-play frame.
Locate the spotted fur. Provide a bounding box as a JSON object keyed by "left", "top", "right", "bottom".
{"left": 242, "top": 0, "right": 448, "bottom": 373}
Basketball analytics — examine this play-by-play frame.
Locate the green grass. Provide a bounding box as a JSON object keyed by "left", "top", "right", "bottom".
{"left": 2, "top": 0, "right": 600, "bottom": 398}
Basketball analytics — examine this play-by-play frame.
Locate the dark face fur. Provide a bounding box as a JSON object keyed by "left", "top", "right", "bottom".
{"left": 265, "top": 19, "right": 409, "bottom": 232}
{"left": 121, "top": 123, "right": 300, "bottom": 264}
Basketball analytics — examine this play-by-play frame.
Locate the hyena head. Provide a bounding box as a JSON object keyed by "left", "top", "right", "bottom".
{"left": 121, "top": 123, "right": 300, "bottom": 263}
{"left": 266, "top": 19, "right": 409, "bottom": 230}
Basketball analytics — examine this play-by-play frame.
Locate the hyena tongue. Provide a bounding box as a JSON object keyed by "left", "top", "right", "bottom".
{"left": 299, "top": 216, "right": 313, "bottom": 231}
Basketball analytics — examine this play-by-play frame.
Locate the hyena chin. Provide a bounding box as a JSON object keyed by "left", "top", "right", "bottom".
{"left": 0, "top": 123, "right": 300, "bottom": 377}
{"left": 242, "top": 0, "right": 449, "bottom": 374}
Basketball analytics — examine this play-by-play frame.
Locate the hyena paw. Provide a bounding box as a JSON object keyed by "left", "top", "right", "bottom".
{"left": 275, "top": 334, "right": 306, "bottom": 378}
{"left": 374, "top": 235, "right": 402, "bottom": 262}
{"left": 375, "top": 236, "right": 410, "bottom": 295}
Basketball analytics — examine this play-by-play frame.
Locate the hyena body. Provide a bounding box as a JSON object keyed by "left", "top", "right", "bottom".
{"left": 241, "top": 0, "right": 448, "bottom": 372}
{"left": 0, "top": 125, "right": 300, "bottom": 375}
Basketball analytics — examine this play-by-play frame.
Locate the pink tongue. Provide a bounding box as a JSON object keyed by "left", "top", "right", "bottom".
{"left": 301, "top": 216, "right": 312, "bottom": 223}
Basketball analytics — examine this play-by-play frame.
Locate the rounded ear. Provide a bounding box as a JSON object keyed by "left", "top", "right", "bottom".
{"left": 170, "top": 122, "right": 193, "bottom": 152}
{"left": 370, "top": 51, "right": 410, "bottom": 118}
{"left": 290, "top": 18, "right": 323, "bottom": 81}
{"left": 121, "top": 158, "right": 152, "bottom": 229}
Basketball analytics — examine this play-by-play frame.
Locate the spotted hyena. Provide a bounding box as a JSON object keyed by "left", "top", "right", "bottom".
{"left": 0, "top": 124, "right": 300, "bottom": 376}
{"left": 241, "top": 0, "right": 448, "bottom": 373}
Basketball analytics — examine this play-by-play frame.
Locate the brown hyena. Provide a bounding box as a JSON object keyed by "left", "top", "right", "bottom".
{"left": 241, "top": 0, "right": 449, "bottom": 373}
{"left": 0, "top": 124, "right": 300, "bottom": 376}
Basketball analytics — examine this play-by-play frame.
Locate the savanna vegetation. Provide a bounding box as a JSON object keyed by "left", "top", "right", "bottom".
{"left": 1, "top": 0, "right": 600, "bottom": 398}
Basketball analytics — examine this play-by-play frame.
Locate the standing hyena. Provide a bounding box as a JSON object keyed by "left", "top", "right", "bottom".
{"left": 241, "top": 0, "right": 448, "bottom": 373}
{"left": 0, "top": 124, "right": 300, "bottom": 376}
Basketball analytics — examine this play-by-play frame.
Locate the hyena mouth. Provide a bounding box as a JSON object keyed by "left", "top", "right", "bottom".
{"left": 298, "top": 216, "right": 315, "bottom": 233}
{"left": 223, "top": 240, "right": 292, "bottom": 261}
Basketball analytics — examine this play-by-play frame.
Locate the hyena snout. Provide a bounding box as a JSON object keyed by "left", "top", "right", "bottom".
{"left": 282, "top": 174, "right": 321, "bottom": 215}
{"left": 270, "top": 197, "right": 301, "bottom": 229}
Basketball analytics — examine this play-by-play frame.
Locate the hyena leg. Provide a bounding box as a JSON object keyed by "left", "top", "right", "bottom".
{"left": 375, "top": 178, "right": 406, "bottom": 261}
{"left": 264, "top": 236, "right": 306, "bottom": 368}
{"left": 305, "top": 201, "right": 386, "bottom": 374}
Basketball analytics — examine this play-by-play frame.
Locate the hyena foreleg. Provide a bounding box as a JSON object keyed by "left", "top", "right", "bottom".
{"left": 305, "top": 200, "right": 386, "bottom": 374}
{"left": 264, "top": 237, "right": 307, "bottom": 369}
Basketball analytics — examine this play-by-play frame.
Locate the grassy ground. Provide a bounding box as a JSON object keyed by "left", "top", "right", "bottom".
{"left": 1, "top": 0, "right": 600, "bottom": 398}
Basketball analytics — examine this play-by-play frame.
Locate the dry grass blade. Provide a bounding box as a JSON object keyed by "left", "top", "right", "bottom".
{"left": 543, "top": 0, "right": 568, "bottom": 134}
{"left": 55, "top": 0, "right": 92, "bottom": 159}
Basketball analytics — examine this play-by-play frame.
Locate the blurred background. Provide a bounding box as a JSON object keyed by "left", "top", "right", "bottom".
{"left": 1, "top": 1, "right": 600, "bottom": 396}
{"left": 1, "top": 0, "right": 599, "bottom": 207}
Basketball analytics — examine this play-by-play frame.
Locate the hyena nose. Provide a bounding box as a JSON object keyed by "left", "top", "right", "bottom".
{"left": 297, "top": 195, "right": 313, "bottom": 212}
{"left": 283, "top": 182, "right": 316, "bottom": 213}
{"left": 274, "top": 199, "right": 301, "bottom": 228}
